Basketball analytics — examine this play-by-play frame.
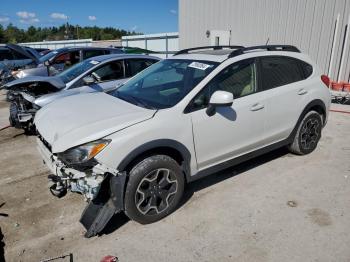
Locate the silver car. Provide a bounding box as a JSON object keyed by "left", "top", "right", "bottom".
{"left": 5, "top": 53, "right": 160, "bottom": 133}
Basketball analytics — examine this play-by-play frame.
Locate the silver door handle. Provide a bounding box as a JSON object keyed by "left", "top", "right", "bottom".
{"left": 250, "top": 103, "right": 265, "bottom": 111}
{"left": 298, "top": 89, "right": 308, "bottom": 95}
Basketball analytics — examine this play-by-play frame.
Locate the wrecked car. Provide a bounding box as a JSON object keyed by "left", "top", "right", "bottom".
{"left": 1, "top": 46, "right": 124, "bottom": 86}
{"left": 0, "top": 44, "right": 42, "bottom": 86}
{"left": 34, "top": 45, "right": 330, "bottom": 238}
{"left": 4, "top": 54, "right": 160, "bottom": 133}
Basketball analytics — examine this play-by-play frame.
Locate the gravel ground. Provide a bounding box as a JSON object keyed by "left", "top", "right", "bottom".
{"left": 0, "top": 91, "right": 349, "bottom": 262}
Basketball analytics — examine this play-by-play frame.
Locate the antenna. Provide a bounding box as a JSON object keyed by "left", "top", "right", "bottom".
{"left": 265, "top": 37, "right": 270, "bottom": 45}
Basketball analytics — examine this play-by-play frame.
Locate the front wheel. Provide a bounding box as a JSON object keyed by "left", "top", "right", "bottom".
{"left": 288, "top": 110, "right": 323, "bottom": 155}
{"left": 124, "top": 155, "right": 185, "bottom": 224}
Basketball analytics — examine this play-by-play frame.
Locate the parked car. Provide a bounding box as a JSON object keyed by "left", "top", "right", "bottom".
{"left": 34, "top": 45, "right": 331, "bottom": 237}
{"left": 0, "top": 44, "right": 41, "bottom": 74}
{"left": 4, "top": 54, "right": 160, "bottom": 133}
{"left": 0, "top": 46, "right": 124, "bottom": 86}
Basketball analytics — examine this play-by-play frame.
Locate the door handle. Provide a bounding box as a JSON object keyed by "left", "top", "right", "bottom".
{"left": 298, "top": 89, "right": 308, "bottom": 95}
{"left": 250, "top": 103, "right": 264, "bottom": 111}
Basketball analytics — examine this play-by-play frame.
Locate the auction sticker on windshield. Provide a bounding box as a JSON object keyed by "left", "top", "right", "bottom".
{"left": 188, "top": 61, "right": 213, "bottom": 70}
{"left": 89, "top": 60, "right": 100, "bottom": 65}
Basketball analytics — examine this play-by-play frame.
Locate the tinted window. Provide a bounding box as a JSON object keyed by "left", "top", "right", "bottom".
{"left": 83, "top": 50, "right": 106, "bottom": 59}
{"left": 299, "top": 60, "right": 313, "bottom": 79}
{"left": 189, "top": 59, "right": 257, "bottom": 111}
{"left": 260, "top": 56, "right": 304, "bottom": 90}
{"left": 0, "top": 49, "right": 13, "bottom": 60}
{"left": 53, "top": 51, "right": 80, "bottom": 65}
{"left": 58, "top": 59, "right": 99, "bottom": 84}
{"left": 126, "top": 59, "right": 158, "bottom": 77}
{"left": 91, "top": 61, "right": 124, "bottom": 82}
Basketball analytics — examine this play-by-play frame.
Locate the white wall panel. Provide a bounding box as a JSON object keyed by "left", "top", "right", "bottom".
{"left": 180, "top": 0, "right": 350, "bottom": 81}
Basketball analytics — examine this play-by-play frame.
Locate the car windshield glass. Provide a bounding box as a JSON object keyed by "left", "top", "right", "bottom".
{"left": 57, "top": 59, "right": 99, "bottom": 83}
{"left": 38, "top": 50, "right": 59, "bottom": 63}
{"left": 111, "top": 59, "right": 218, "bottom": 109}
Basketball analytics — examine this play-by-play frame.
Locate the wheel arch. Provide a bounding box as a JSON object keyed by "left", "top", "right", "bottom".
{"left": 288, "top": 99, "right": 327, "bottom": 142}
{"left": 117, "top": 139, "right": 192, "bottom": 182}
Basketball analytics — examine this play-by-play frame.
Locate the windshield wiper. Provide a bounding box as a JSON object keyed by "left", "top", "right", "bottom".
{"left": 115, "top": 91, "right": 156, "bottom": 110}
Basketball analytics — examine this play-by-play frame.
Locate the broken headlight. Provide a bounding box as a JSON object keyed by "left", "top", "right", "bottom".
{"left": 58, "top": 139, "right": 110, "bottom": 165}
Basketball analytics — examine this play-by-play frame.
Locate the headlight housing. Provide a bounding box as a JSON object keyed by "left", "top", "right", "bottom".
{"left": 11, "top": 70, "right": 25, "bottom": 79}
{"left": 57, "top": 139, "right": 110, "bottom": 165}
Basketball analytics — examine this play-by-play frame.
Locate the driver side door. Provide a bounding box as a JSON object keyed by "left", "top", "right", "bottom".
{"left": 188, "top": 58, "right": 266, "bottom": 171}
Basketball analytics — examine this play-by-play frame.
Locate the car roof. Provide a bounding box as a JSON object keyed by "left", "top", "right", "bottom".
{"left": 85, "top": 53, "right": 161, "bottom": 63}
{"left": 54, "top": 46, "right": 118, "bottom": 53}
{"left": 170, "top": 45, "right": 304, "bottom": 63}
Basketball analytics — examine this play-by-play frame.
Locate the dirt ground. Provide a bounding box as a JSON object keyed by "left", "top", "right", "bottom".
{"left": 0, "top": 91, "right": 349, "bottom": 262}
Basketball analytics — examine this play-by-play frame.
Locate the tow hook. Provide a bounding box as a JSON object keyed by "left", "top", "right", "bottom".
{"left": 48, "top": 175, "right": 67, "bottom": 198}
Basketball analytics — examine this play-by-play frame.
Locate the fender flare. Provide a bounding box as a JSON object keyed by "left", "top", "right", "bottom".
{"left": 117, "top": 139, "right": 192, "bottom": 179}
{"left": 287, "top": 99, "right": 327, "bottom": 142}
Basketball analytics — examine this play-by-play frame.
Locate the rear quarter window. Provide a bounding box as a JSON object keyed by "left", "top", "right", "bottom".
{"left": 260, "top": 56, "right": 307, "bottom": 90}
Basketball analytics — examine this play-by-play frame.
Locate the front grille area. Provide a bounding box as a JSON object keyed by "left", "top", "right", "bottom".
{"left": 37, "top": 132, "right": 52, "bottom": 152}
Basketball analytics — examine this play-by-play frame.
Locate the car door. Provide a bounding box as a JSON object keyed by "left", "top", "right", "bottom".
{"left": 188, "top": 58, "right": 266, "bottom": 170}
{"left": 86, "top": 60, "right": 126, "bottom": 92}
{"left": 258, "top": 56, "right": 308, "bottom": 144}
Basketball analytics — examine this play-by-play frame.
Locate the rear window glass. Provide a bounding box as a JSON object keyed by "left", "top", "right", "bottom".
{"left": 0, "top": 49, "right": 13, "bottom": 60}
{"left": 260, "top": 56, "right": 305, "bottom": 90}
{"left": 299, "top": 61, "right": 313, "bottom": 79}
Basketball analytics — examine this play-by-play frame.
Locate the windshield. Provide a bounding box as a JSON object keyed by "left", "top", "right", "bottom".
{"left": 111, "top": 59, "right": 218, "bottom": 109}
{"left": 38, "top": 50, "right": 58, "bottom": 63}
{"left": 57, "top": 59, "right": 99, "bottom": 83}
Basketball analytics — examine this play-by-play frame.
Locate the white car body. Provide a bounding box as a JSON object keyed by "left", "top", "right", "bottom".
{"left": 34, "top": 45, "right": 331, "bottom": 236}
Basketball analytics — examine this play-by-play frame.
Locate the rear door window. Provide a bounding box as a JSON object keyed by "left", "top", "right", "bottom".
{"left": 83, "top": 49, "right": 107, "bottom": 59}
{"left": 259, "top": 56, "right": 305, "bottom": 90}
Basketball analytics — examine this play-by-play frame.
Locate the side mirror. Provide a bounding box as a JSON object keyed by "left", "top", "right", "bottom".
{"left": 206, "top": 91, "right": 234, "bottom": 116}
{"left": 83, "top": 76, "right": 95, "bottom": 85}
{"left": 44, "top": 60, "right": 50, "bottom": 66}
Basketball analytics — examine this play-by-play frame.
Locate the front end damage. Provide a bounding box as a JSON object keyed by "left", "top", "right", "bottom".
{"left": 9, "top": 92, "right": 39, "bottom": 133}
{"left": 36, "top": 137, "right": 127, "bottom": 238}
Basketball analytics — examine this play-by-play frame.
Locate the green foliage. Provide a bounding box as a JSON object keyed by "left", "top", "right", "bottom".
{"left": 0, "top": 23, "right": 139, "bottom": 43}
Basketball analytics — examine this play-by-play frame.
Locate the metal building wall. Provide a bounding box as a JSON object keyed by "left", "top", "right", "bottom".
{"left": 179, "top": 0, "right": 350, "bottom": 81}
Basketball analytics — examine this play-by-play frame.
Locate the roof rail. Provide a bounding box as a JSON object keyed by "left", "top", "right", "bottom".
{"left": 228, "top": 45, "right": 300, "bottom": 58}
{"left": 174, "top": 45, "right": 245, "bottom": 56}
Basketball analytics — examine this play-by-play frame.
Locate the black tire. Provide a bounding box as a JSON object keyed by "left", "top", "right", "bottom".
{"left": 288, "top": 110, "right": 323, "bottom": 155}
{"left": 124, "top": 155, "right": 185, "bottom": 224}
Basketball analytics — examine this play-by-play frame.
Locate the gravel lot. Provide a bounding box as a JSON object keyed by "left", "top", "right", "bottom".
{"left": 0, "top": 91, "right": 349, "bottom": 262}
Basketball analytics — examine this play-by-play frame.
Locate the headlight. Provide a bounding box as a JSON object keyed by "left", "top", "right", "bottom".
{"left": 58, "top": 139, "right": 110, "bottom": 165}
{"left": 11, "top": 70, "right": 25, "bottom": 79}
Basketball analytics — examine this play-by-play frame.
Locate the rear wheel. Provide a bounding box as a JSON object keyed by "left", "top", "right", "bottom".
{"left": 288, "top": 111, "right": 323, "bottom": 155}
{"left": 124, "top": 155, "right": 184, "bottom": 224}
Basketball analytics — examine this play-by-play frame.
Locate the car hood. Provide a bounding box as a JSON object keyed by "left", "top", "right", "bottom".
{"left": 7, "top": 44, "right": 39, "bottom": 63}
{"left": 35, "top": 92, "right": 156, "bottom": 153}
{"left": 3, "top": 76, "right": 65, "bottom": 90}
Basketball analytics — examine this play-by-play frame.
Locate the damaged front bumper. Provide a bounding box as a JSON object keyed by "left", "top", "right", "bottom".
{"left": 36, "top": 138, "right": 127, "bottom": 237}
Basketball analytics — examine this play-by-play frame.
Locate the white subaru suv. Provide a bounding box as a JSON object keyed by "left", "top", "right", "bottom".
{"left": 34, "top": 45, "right": 331, "bottom": 237}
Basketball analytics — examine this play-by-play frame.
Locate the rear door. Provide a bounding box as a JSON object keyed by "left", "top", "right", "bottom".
{"left": 258, "top": 56, "right": 310, "bottom": 144}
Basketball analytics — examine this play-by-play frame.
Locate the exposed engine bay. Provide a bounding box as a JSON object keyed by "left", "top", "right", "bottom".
{"left": 6, "top": 81, "right": 60, "bottom": 133}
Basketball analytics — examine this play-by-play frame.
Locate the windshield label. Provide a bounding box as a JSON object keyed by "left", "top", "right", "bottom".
{"left": 89, "top": 60, "right": 100, "bottom": 65}
{"left": 188, "top": 62, "right": 212, "bottom": 70}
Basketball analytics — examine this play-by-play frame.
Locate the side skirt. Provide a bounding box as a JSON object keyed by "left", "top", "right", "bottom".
{"left": 187, "top": 138, "right": 292, "bottom": 183}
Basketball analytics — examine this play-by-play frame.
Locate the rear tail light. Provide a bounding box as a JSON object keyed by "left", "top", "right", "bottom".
{"left": 321, "top": 75, "right": 330, "bottom": 88}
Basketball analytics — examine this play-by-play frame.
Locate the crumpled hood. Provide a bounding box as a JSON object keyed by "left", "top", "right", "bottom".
{"left": 35, "top": 92, "right": 156, "bottom": 153}
{"left": 3, "top": 76, "right": 65, "bottom": 90}
{"left": 7, "top": 44, "right": 39, "bottom": 63}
